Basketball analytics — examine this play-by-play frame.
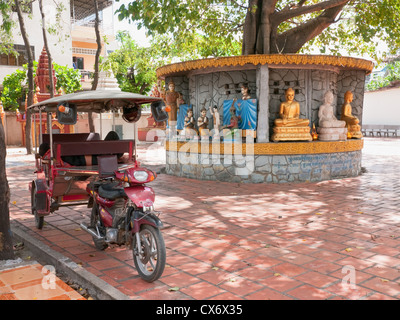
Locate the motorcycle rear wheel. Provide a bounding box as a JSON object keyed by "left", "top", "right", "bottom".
{"left": 132, "top": 225, "right": 166, "bottom": 282}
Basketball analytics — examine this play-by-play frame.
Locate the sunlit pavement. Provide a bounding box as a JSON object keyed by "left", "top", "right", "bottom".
{"left": 0, "top": 263, "right": 86, "bottom": 300}
{"left": 6, "top": 138, "right": 400, "bottom": 300}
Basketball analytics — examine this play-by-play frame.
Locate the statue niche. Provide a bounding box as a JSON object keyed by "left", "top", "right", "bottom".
{"left": 317, "top": 90, "right": 347, "bottom": 141}
{"left": 340, "top": 91, "right": 362, "bottom": 139}
{"left": 271, "top": 88, "right": 312, "bottom": 142}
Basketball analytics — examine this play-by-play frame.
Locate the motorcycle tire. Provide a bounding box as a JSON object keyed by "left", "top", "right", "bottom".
{"left": 90, "top": 202, "right": 108, "bottom": 251}
{"left": 132, "top": 225, "right": 166, "bottom": 283}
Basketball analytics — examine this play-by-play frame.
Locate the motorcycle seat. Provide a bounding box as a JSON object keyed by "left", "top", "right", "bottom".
{"left": 98, "top": 182, "right": 126, "bottom": 200}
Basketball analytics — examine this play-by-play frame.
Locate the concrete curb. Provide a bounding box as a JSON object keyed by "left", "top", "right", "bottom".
{"left": 11, "top": 221, "right": 130, "bottom": 300}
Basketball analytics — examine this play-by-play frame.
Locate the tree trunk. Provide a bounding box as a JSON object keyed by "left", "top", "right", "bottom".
{"left": 256, "top": 0, "right": 277, "bottom": 54}
{"left": 39, "top": 0, "right": 55, "bottom": 98}
{"left": 242, "top": 0, "right": 349, "bottom": 55}
{"left": 139, "top": 82, "right": 148, "bottom": 95}
{"left": 0, "top": 109, "right": 13, "bottom": 260}
{"left": 242, "top": 0, "right": 277, "bottom": 55}
{"left": 15, "top": 0, "right": 34, "bottom": 155}
{"left": 91, "top": 0, "right": 102, "bottom": 91}
{"left": 242, "top": 0, "right": 261, "bottom": 55}
{"left": 88, "top": 0, "right": 102, "bottom": 133}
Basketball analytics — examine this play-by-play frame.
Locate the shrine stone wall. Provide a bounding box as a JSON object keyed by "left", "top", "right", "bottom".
{"left": 165, "top": 149, "right": 362, "bottom": 183}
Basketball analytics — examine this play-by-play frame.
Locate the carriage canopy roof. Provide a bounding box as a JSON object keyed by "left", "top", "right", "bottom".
{"left": 28, "top": 90, "right": 162, "bottom": 113}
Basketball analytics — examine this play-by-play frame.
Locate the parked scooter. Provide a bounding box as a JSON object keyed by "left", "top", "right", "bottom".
{"left": 81, "top": 101, "right": 169, "bottom": 283}
{"left": 81, "top": 155, "right": 166, "bottom": 282}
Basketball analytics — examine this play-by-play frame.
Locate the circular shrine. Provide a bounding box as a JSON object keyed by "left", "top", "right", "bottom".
{"left": 156, "top": 54, "right": 374, "bottom": 183}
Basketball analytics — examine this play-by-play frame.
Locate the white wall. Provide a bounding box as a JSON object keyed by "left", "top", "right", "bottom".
{"left": 363, "top": 87, "right": 400, "bottom": 125}
{"left": 0, "top": 0, "right": 72, "bottom": 82}
{"left": 75, "top": 111, "right": 151, "bottom": 140}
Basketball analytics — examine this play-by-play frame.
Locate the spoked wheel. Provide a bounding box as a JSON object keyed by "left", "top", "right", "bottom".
{"left": 31, "top": 184, "right": 44, "bottom": 229}
{"left": 132, "top": 225, "right": 166, "bottom": 282}
{"left": 89, "top": 202, "right": 108, "bottom": 251}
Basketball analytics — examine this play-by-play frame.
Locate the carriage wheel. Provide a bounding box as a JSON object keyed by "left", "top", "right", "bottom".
{"left": 31, "top": 183, "right": 44, "bottom": 229}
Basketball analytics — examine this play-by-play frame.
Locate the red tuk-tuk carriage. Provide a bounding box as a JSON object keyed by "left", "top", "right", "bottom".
{"left": 28, "top": 90, "right": 168, "bottom": 282}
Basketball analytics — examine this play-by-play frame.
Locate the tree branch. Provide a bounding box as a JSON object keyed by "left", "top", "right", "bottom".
{"left": 272, "top": 0, "right": 350, "bottom": 25}
{"left": 272, "top": 2, "right": 347, "bottom": 53}
{"left": 228, "top": 0, "right": 248, "bottom": 10}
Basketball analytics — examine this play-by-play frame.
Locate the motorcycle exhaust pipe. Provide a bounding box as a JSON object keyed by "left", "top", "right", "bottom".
{"left": 80, "top": 223, "right": 104, "bottom": 240}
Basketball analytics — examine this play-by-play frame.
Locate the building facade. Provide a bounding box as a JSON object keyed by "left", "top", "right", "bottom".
{"left": 0, "top": 0, "right": 119, "bottom": 146}
{"left": 0, "top": 0, "right": 117, "bottom": 92}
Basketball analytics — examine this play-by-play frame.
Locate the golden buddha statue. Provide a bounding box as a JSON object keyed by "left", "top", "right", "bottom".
{"left": 340, "top": 91, "right": 362, "bottom": 139}
{"left": 271, "top": 88, "right": 312, "bottom": 142}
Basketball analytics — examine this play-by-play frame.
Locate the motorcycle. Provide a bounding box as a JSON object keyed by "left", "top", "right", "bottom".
{"left": 81, "top": 157, "right": 166, "bottom": 282}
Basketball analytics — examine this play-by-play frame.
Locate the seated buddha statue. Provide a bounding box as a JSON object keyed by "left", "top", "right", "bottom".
{"left": 340, "top": 91, "right": 362, "bottom": 139}
{"left": 317, "top": 90, "right": 347, "bottom": 141}
{"left": 271, "top": 88, "right": 312, "bottom": 142}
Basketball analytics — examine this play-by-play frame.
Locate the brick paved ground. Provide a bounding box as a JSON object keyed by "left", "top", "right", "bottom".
{"left": 7, "top": 137, "right": 400, "bottom": 300}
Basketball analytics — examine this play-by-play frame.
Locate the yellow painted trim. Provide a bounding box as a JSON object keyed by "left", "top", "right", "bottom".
{"left": 165, "top": 139, "right": 364, "bottom": 155}
{"left": 156, "top": 54, "right": 374, "bottom": 78}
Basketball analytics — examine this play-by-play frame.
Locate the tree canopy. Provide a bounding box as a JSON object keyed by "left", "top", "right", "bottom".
{"left": 115, "top": 0, "right": 400, "bottom": 62}
{"left": 366, "top": 60, "right": 400, "bottom": 91}
{"left": 0, "top": 62, "right": 82, "bottom": 111}
{"left": 100, "top": 31, "right": 159, "bottom": 94}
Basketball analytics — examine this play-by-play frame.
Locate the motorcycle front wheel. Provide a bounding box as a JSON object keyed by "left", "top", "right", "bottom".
{"left": 132, "top": 225, "right": 166, "bottom": 282}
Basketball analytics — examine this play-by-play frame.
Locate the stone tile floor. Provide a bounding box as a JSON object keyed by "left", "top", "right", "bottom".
{"left": 0, "top": 263, "right": 85, "bottom": 300}
{"left": 5, "top": 137, "right": 400, "bottom": 300}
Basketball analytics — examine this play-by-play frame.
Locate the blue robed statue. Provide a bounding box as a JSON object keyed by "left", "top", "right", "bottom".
{"left": 223, "top": 99, "right": 257, "bottom": 130}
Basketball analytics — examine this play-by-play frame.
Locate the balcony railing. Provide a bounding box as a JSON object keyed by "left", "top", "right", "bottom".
{"left": 70, "top": 18, "right": 113, "bottom": 34}
{"left": 79, "top": 69, "right": 93, "bottom": 82}
{"left": 71, "top": 18, "right": 102, "bottom": 28}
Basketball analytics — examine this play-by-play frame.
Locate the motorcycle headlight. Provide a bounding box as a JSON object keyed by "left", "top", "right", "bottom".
{"left": 133, "top": 170, "right": 149, "bottom": 182}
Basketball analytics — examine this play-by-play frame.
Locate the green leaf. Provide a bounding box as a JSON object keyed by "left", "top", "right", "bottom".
{"left": 168, "top": 286, "right": 180, "bottom": 291}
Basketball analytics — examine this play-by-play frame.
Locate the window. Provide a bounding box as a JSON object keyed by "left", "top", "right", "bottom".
{"left": 72, "top": 48, "right": 97, "bottom": 55}
{"left": 114, "top": 125, "right": 123, "bottom": 139}
{"left": 0, "top": 45, "right": 34, "bottom": 66}
{"left": 73, "top": 57, "right": 84, "bottom": 69}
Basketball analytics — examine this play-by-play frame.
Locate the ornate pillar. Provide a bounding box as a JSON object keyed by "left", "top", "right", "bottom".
{"left": 256, "top": 64, "right": 269, "bottom": 142}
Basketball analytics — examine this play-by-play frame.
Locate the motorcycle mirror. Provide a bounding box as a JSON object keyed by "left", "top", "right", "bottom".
{"left": 122, "top": 103, "right": 141, "bottom": 123}
{"left": 151, "top": 100, "right": 168, "bottom": 122}
{"left": 56, "top": 102, "right": 77, "bottom": 125}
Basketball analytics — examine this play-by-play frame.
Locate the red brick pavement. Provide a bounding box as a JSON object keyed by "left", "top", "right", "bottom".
{"left": 7, "top": 138, "right": 400, "bottom": 300}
